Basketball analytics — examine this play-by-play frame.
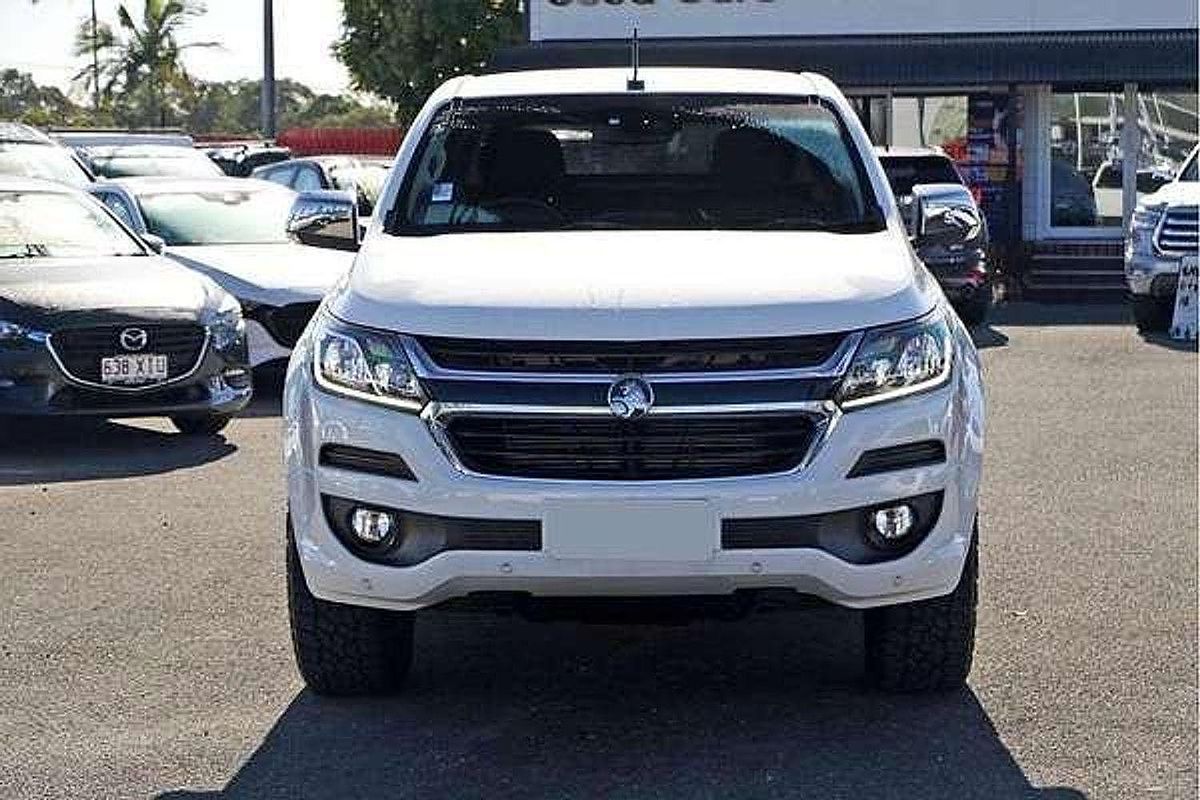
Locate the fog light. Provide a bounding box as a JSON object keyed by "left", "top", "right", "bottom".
{"left": 871, "top": 505, "right": 915, "bottom": 541}
{"left": 351, "top": 508, "right": 394, "bottom": 544}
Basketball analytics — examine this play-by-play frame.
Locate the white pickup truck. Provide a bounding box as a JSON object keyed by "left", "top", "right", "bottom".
{"left": 282, "top": 67, "right": 986, "bottom": 696}
{"left": 1126, "top": 146, "right": 1200, "bottom": 332}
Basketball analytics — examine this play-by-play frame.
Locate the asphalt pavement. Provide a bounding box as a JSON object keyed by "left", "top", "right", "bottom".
{"left": 0, "top": 303, "right": 1195, "bottom": 800}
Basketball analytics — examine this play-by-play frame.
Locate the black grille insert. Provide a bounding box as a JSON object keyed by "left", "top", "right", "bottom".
{"left": 443, "top": 412, "right": 817, "bottom": 481}
{"left": 50, "top": 323, "right": 206, "bottom": 386}
{"left": 320, "top": 445, "right": 416, "bottom": 481}
{"left": 417, "top": 334, "right": 847, "bottom": 374}
{"left": 847, "top": 440, "right": 946, "bottom": 478}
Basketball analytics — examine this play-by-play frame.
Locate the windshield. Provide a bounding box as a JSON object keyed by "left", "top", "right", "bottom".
{"left": 89, "top": 148, "right": 222, "bottom": 179}
{"left": 0, "top": 190, "right": 143, "bottom": 259}
{"left": 137, "top": 185, "right": 295, "bottom": 245}
{"left": 0, "top": 142, "right": 91, "bottom": 187}
{"left": 1180, "top": 149, "right": 1198, "bottom": 182}
{"left": 391, "top": 94, "right": 883, "bottom": 235}
{"left": 880, "top": 156, "right": 963, "bottom": 198}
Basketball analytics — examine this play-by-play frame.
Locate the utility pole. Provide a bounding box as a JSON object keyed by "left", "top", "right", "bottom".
{"left": 261, "top": 0, "right": 276, "bottom": 139}
{"left": 91, "top": 0, "right": 100, "bottom": 110}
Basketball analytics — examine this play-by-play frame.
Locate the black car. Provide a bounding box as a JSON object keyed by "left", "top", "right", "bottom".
{"left": 877, "top": 148, "right": 992, "bottom": 326}
{"left": 0, "top": 178, "right": 251, "bottom": 434}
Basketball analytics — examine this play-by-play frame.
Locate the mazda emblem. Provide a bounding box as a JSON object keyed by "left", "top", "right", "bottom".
{"left": 119, "top": 327, "right": 149, "bottom": 352}
{"left": 607, "top": 376, "right": 654, "bottom": 420}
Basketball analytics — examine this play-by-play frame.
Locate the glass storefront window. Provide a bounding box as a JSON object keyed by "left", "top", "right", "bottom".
{"left": 1138, "top": 90, "right": 1198, "bottom": 196}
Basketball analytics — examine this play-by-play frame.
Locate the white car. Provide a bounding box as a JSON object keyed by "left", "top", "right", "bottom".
{"left": 1126, "top": 146, "right": 1199, "bottom": 332}
{"left": 88, "top": 176, "right": 355, "bottom": 367}
{"left": 283, "top": 67, "right": 986, "bottom": 696}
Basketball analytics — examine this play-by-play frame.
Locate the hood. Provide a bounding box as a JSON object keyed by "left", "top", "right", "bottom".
{"left": 1143, "top": 180, "right": 1200, "bottom": 207}
{"left": 333, "top": 229, "right": 938, "bottom": 339}
{"left": 166, "top": 242, "right": 355, "bottom": 306}
{"left": 0, "top": 254, "right": 225, "bottom": 326}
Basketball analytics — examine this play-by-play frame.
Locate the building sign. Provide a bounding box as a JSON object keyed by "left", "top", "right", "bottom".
{"left": 531, "top": 0, "right": 1196, "bottom": 42}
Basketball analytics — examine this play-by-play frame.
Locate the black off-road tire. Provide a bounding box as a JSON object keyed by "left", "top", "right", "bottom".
{"left": 864, "top": 527, "right": 978, "bottom": 693}
{"left": 170, "top": 412, "right": 234, "bottom": 436}
{"left": 1131, "top": 295, "right": 1172, "bottom": 334}
{"left": 287, "top": 524, "right": 414, "bottom": 696}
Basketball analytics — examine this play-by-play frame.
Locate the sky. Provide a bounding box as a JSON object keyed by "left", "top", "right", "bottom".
{"left": 1, "top": 0, "right": 353, "bottom": 97}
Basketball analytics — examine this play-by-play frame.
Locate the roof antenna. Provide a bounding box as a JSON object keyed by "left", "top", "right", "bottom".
{"left": 627, "top": 27, "right": 645, "bottom": 91}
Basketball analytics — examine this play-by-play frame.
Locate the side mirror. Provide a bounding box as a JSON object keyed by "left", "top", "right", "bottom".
{"left": 287, "top": 190, "right": 360, "bottom": 252}
{"left": 141, "top": 233, "right": 166, "bottom": 254}
{"left": 911, "top": 183, "right": 983, "bottom": 248}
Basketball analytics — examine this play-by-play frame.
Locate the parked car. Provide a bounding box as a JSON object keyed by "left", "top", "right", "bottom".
{"left": 0, "top": 122, "right": 94, "bottom": 187}
{"left": 76, "top": 144, "right": 224, "bottom": 179}
{"left": 253, "top": 155, "right": 390, "bottom": 218}
{"left": 282, "top": 68, "right": 986, "bottom": 697}
{"left": 51, "top": 129, "right": 195, "bottom": 149}
{"left": 1126, "top": 145, "right": 1200, "bottom": 332}
{"left": 1092, "top": 160, "right": 1175, "bottom": 223}
{"left": 204, "top": 142, "right": 292, "bottom": 177}
{"left": 0, "top": 177, "right": 251, "bottom": 433}
{"left": 877, "top": 148, "right": 992, "bottom": 325}
{"left": 86, "top": 176, "right": 355, "bottom": 369}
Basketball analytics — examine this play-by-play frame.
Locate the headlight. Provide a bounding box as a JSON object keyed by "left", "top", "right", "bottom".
{"left": 1127, "top": 203, "right": 1165, "bottom": 259}
{"left": 207, "top": 295, "right": 245, "bottom": 350}
{"left": 838, "top": 309, "right": 954, "bottom": 409}
{"left": 0, "top": 320, "right": 46, "bottom": 344}
{"left": 312, "top": 314, "right": 425, "bottom": 411}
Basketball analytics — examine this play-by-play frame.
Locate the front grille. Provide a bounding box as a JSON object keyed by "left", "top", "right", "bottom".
{"left": 50, "top": 323, "right": 206, "bottom": 386}
{"left": 442, "top": 412, "right": 817, "bottom": 481}
{"left": 1156, "top": 206, "right": 1198, "bottom": 257}
{"left": 416, "top": 334, "right": 847, "bottom": 374}
{"left": 255, "top": 302, "right": 319, "bottom": 348}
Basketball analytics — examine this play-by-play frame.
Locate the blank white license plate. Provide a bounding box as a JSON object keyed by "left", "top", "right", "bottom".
{"left": 544, "top": 500, "right": 717, "bottom": 562}
{"left": 100, "top": 354, "right": 168, "bottom": 385}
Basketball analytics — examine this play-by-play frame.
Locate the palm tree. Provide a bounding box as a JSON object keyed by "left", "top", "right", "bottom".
{"left": 73, "top": 0, "right": 217, "bottom": 126}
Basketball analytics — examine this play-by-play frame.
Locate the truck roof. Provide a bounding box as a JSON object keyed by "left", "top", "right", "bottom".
{"left": 443, "top": 68, "right": 832, "bottom": 102}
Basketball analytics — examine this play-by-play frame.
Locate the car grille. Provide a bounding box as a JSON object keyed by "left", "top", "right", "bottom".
{"left": 1155, "top": 206, "right": 1198, "bottom": 257}
{"left": 442, "top": 412, "right": 818, "bottom": 481}
{"left": 416, "top": 334, "right": 847, "bottom": 374}
{"left": 49, "top": 323, "right": 207, "bottom": 386}
{"left": 254, "top": 302, "right": 319, "bottom": 348}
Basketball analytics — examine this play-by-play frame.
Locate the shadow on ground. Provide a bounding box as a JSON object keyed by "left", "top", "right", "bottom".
{"left": 0, "top": 417, "right": 235, "bottom": 485}
{"left": 987, "top": 302, "right": 1130, "bottom": 327}
{"left": 157, "top": 608, "right": 1085, "bottom": 800}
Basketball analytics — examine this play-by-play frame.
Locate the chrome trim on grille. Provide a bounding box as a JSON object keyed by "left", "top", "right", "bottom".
{"left": 1154, "top": 205, "right": 1199, "bottom": 258}
{"left": 46, "top": 328, "right": 212, "bottom": 394}
{"left": 404, "top": 332, "right": 863, "bottom": 384}
{"left": 422, "top": 400, "right": 840, "bottom": 484}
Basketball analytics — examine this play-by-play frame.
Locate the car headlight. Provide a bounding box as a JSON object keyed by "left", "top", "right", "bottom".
{"left": 312, "top": 314, "right": 425, "bottom": 411}
{"left": 1127, "top": 203, "right": 1165, "bottom": 260}
{"left": 0, "top": 320, "right": 46, "bottom": 345}
{"left": 838, "top": 309, "right": 954, "bottom": 409}
{"left": 207, "top": 295, "right": 245, "bottom": 351}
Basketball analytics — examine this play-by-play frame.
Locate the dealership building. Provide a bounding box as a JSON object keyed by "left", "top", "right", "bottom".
{"left": 495, "top": 1, "right": 1199, "bottom": 294}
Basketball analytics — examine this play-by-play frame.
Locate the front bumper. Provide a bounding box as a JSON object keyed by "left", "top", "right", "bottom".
{"left": 0, "top": 337, "right": 251, "bottom": 418}
{"left": 285, "top": 328, "right": 985, "bottom": 612}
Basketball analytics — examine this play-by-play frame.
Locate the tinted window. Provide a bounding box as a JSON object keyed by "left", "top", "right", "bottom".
{"left": 0, "top": 190, "right": 142, "bottom": 258}
{"left": 1180, "top": 150, "right": 1198, "bottom": 182}
{"left": 136, "top": 186, "right": 295, "bottom": 245}
{"left": 0, "top": 142, "right": 91, "bottom": 187}
{"left": 879, "top": 156, "right": 963, "bottom": 197}
{"left": 256, "top": 164, "right": 296, "bottom": 187}
{"left": 393, "top": 94, "right": 882, "bottom": 234}
{"left": 292, "top": 165, "right": 325, "bottom": 191}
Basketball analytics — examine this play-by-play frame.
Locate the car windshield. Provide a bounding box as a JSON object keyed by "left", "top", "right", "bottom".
{"left": 0, "top": 142, "right": 91, "bottom": 187}
{"left": 0, "top": 190, "right": 143, "bottom": 259}
{"left": 880, "top": 156, "right": 963, "bottom": 197}
{"left": 1180, "top": 150, "right": 1198, "bottom": 182}
{"left": 136, "top": 186, "right": 294, "bottom": 245}
{"left": 391, "top": 94, "right": 883, "bottom": 235}
{"left": 88, "top": 148, "right": 222, "bottom": 179}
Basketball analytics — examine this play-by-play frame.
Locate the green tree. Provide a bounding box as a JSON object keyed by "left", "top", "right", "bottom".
{"left": 335, "top": 0, "right": 523, "bottom": 123}
{"left": 75, "top": 0, "right": 216, "bottom": 127}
